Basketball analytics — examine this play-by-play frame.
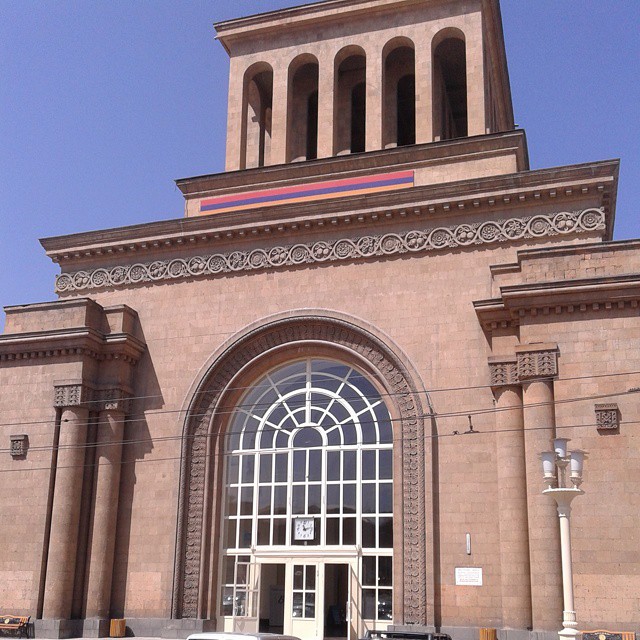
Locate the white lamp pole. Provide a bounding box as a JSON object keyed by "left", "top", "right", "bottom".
{"left": 541, "top": 438, "right": 585, "bottom": 640}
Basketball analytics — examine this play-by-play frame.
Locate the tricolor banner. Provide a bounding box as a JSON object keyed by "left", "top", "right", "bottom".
{"left": 199, "top": 170, "right": 414, "bottom": 215}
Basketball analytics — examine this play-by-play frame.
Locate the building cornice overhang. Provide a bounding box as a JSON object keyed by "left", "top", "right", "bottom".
{"left": 474, "top": 244, "right": 640, "bottom": 331}
{"left": 0, "top": 327, "right": 146, "bottom": 364}
{"left": 41, "top": 158, "right": 618, "bottom": 266}
{"left": 175, "top": 131, "right": 528, "bottom": 197}
{"left": 215, "top": 0, "right": 477, "bottom": 50}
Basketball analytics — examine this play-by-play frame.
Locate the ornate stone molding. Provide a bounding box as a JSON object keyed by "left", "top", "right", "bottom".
{"left": 595, "top": 403, "right": 619, "bottom": 430}
{"left": 173, "top": 316, "right": 428, "bottom": 625}
{"left": 489, "top": 356, "right": 519, "bottom": 387}
{"left": 56, "top": 208, "right": 605, "bottom": 293}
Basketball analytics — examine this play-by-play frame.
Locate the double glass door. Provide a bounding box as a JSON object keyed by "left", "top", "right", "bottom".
{"left": 224, "top": 557, "right": 359, "bottom": 640}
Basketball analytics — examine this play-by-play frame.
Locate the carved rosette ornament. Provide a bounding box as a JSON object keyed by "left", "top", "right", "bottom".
{"left": 55, "top": 208, "right": 606, "bottom": 293}
{"left": 173, "top": 316, "right": 428, "bottom": 625}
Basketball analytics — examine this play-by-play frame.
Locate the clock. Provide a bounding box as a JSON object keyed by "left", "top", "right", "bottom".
{"left": 293, "top": 517, "right": 315, "bottom": 541}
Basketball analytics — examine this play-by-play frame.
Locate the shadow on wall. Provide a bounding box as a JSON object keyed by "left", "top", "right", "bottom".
{"left": 109, "top": 323, "right": 163, "bottom": 618}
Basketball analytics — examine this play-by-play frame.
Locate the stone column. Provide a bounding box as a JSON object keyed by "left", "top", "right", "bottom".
{"left": 365, "top": 44, "right": 383, "bottom": 152}
{"left": 489, "top": 356, "right": 532, "bottom": 630}
{"left": 517, "top": 344, "right": 563, "bottom": 631}
{"left": 414, "top": 40, "right": 433, "bottom": 144}
{"left": 317, "top": 57, "right": 335, "bottom": 158}
{"left": 43, "top": 384, "right": 91, "bottom": 622}
{"left": 84, "top": 390, "right": 129, "bottom": 630}
{"left": 269, "top": 65, "right": 289, "bottom": 165}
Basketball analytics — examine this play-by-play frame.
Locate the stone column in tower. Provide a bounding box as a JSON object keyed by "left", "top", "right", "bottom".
{"left": 317, "top": 57, "right": 335, "bottom": 158}
{"left": 365, "top": 43, "right": 383, "bottom": 152}
{"left": 43, "top": 383, "right": 91, "bottom": 623}
{"left": 517, "top": 343, "right": 563, "bottom": 631}
{"left": 489, "top": 356, "right": 532, "bottom": 630}
{"left": 84, "top": 389, "right": 129, "bottom": 632}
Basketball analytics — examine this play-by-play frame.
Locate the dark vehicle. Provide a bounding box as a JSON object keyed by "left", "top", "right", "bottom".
{"left": 363, "top": 631, "right": 452, "bottom": 640}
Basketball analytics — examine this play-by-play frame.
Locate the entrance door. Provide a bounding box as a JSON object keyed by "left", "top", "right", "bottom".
{"left": 228, "top": 559, "right": 260, "bottom": 633}
{"left": 286, "top": 562, "right": 322, "bottom": 640}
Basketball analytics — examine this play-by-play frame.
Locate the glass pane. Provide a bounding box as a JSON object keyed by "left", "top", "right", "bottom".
{"left": 342, "top": 421, "right": 357, "bottom": 445}
{"left": 379, "top": 449, "right": 392, "bottom": 479}
{"left": 241, "top": 455, "right": 255, "bottom": 483}
{"left": 327, "top": 451, "right": 340, "bottom": 480}
{"left": 260, "top": 426, "right": 275, "bottom": 449}
{"left": 308, "top": 449, "right": 322, "bottom": 481}
{"left": 306, "top": 565, "right": 316, "bottom": 590}
{"left": 379, "top": 517, "right": 393, "bottom": 548}
{"left": 362, "top": 450, "right": 376, "bottom": 479}
{"left": 275, "top": 453, "right": 288, "bottom": 482}
{"left": 362, "top": 556, "right": 376, "bottom": 586}
{"left": 257, "top": 519, "right": 270, "bottom": 545}
{"left": 226, "top": 456, "right": 239, "bottom": 483}
{"left": 234, "top": 591, "right": 246, "bottom": 616}
{"left": 378, "top": 589, "right": 393, "bottom": 620}
{"left": 292, "top": 592, "right": 303, "bottom": 618}
{"left": 225, "top": 519, "right": 236, "bottom": 548}
{"left": 275, "top": 429, "right": 289, "bottom": 450}
{"left": 327, "top": 484, "right": 340, "bottom": 514}
{"left": 226, "top": 487, "right": 238, "bottom": 516}
{"left": 362, "top": 517, "right": 376, "bottom": 548}
{"left": 343, "top": 484, "right": 356, "bottom": 514}
{"left": 293, "top": 566, "right": 304, "bottom": 590}
{"left": 221, "top": 586, "right": 233, "bottom": 616}
{"left": 326, "top": 518, "right": 339, "bottom": 545}
{"left": 273, "top": 486, "right": 287, "bottom": 515}
{"left": 308, "top": 484, "right": 321, "bottom": 514}
{"left": 224, "top": 556, "right": 235, "bottom": 583}
{"left": 362, "top": 484, "right": 376, "bottom": 513}
{"left": 379, "top": 483, "right": 393, "bottom": 513}
{"left": 238, "top": 520, "right": 252, "bottom": 548}
{"left": 305, "top": 592, "right": 316, "bottom": 617}
{"left": 363, "top": 589, "right": 376, "bottom": 619}
{"left": 273, "top": 518, "right": 286, "bottom": 545}
{"left": 240, "top": 487, "right": 253, "bottom": 515}
{"left": 295, "top": 427, "right": 322, "bottom": 449}
{"left": 236, "top": 562, "right": 247, "bottom": 584}
{"left": 260, "top": 454, "right": 272, "bottom": 482}
{"left": 258, "top": 486, "right": 271, "bottom": 515}
{"left": 292, "top": 485, "right": 305, "bottom": 514}
{"left": 293, "top": 450, "right": 306, "bottom": 482}
{"left": 343, "top": 517, "right": 356, "bottom": 545}
{"left": 379, "top": 556, "right": 392, "bottom": 587}
{"left": 343, "top": 451, "right": 356, "bottom": 480}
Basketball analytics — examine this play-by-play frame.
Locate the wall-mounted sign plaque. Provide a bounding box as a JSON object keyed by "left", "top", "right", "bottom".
{"left": 455, "top": 567, "right": 483, "bottom": 586}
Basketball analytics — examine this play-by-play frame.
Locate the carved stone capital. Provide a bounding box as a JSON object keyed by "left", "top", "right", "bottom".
{"left": 53, "top": 382, "right": 94, "bottom": 409}
{"left": 94, "top": 387, "right": 132, "bottom": 414}
{"left": 595, "top": 403, "right": 619, "bottom": 430}
{"left": 488, "top": 356, "right": 519, "bottom": 388}
{"left": 516, "top": 344, "right": 559, "bottom": 381}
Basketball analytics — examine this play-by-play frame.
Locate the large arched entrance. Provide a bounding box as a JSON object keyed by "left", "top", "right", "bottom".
{"left": 172, "top": 313, "right": 431, "bottom": 635}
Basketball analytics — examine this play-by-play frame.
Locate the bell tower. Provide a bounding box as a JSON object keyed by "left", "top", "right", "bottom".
{"left": 215, "top": 0, "right": 514, "bottom": 171}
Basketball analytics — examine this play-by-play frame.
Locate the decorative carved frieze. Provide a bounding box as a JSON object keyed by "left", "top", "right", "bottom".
{"left": 517, "top": 348, "right": 558, "bottom": 381}
{"left": 54, "top": 383, "right": 94, "bottom": 409}
{"left": 489, "top": 356, "right": 519, "bottom": 387}
{"left": 10, "top": 434, "right": 28, "bottom": 458}
{"left": 595, "top": 403, "right": 619, "bottom": 430}
{"left": 55, "top": 208, "right": 606, "bottom": 293}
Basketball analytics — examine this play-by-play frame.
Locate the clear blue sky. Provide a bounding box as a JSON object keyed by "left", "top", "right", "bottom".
{"left": 1, "top": 1, "right": 639, "bottom": 332}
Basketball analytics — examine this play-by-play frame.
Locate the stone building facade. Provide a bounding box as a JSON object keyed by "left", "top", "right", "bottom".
{"left": 0, "top": 1, "right": 638, "bottom": 639}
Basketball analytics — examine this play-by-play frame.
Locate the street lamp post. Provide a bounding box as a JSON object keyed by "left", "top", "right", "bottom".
{"left": 541, "top": 438, "right": 585, "bottom": 640}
